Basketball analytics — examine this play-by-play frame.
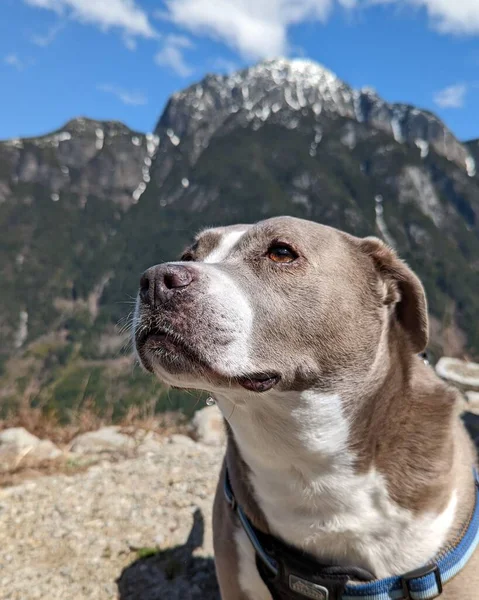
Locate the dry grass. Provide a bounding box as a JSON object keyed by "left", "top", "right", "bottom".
{"left": 0, "top": 404, "right": 188, "bottom": 445}
{"left": 0, "top": 383, "right": 189, "bottom": 445}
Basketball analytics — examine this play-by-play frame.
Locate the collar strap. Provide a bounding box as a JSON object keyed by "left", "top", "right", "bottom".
{"left": 224, "top": 468, "right": 279, "bottom": 577}
{"left": 224, "top": 468, "right": 479, "bottom": 600}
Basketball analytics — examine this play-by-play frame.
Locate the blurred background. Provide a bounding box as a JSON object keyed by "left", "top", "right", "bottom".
{"left": 1, "top": 0, "right": 479, "bottom": 431}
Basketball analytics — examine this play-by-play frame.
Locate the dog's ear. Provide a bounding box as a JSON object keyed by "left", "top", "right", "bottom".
{"left": 358, "top": 237, "right": 428, "bottom": 353}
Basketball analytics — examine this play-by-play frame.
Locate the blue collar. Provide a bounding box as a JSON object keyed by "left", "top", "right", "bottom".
{"left": 225, "top": 468, "right": 479, "bottom": 600}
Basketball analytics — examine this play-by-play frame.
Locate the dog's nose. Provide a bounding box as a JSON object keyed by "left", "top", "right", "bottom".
{"left": 139, "top": 264, "right": 195, "bottom": 306}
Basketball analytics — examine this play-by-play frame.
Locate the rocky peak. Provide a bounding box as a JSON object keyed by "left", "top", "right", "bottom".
{"left": 0, "top": 117, "right": 156, "bottom": 208}
{"left": 157, "top": 58, "right": 476, "bottom": 174}
{"left": 2, "top": 117, "right": 133, "bottom": 148}
{"left": 61, "top": 117, "right": 134, "bottom": 136}
{"left": 155, "top": 58, "right": 354, "bottom": 161}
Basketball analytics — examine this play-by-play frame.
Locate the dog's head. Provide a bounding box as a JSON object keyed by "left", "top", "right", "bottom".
{"left": 133, "top": 216, "right": 427, "bottom": 398}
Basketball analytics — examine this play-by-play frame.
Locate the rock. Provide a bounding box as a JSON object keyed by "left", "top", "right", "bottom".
{"left": 31, "top": 440, "right": 62, "bottom": 461}
{"left": 0, "top": 427, "right": 39, "bottom": 448}
{"left": 466, "top": 391, "right": 479, "bottom": 416}
{"left": 137, "top": 436, "right": 164, "bottom": 455}
{"left": 168, "top": 434, "right": 197, "bottom": 446}
{"left": 191, "top": 406, "right": 225, "bottom": 446}
{"left": 435, "top": 358, "right": 479, "bottom": 391}
{"left": 70, "top": 427, "right": 135, "bottom": 454}
{"left": 0, "top": 428, "right": 62, "bottom": 470}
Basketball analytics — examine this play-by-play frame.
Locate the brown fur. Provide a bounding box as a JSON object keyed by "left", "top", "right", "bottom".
{"left": 350, "top": 351, "right": 459, "bottom": 514}
{"left": 357, "top": 237, "right": 429, "bottom": 353}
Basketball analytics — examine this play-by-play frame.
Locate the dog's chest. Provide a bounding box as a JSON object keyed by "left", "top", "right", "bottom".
{"left": 223, "top": 391, "right": 458, "bottom": 579}
{"left": 247, "top": 460, "right": 457, "bottom": 579}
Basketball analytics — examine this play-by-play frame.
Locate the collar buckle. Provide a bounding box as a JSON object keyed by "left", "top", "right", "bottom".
{"left": 289, "top": 574, "right": 329, "bottom": 599}
{"left": 401, "top": 563, "right": 442, "bottom": 599}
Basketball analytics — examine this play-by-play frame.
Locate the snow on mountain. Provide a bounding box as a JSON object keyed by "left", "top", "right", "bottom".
{"left": 157, "top": 58, "right": 475, "bottom": 174}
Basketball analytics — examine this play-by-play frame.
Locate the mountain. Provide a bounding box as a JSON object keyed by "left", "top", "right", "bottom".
{"left": 1, "top": 58, "right": 479, "bottom": 421}
{"left": 466, "top": 138, "right": 479, "bottom": 166}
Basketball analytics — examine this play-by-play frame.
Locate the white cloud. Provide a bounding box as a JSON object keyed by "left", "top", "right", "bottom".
{"left": 162, "top": 0, "right": 357, "bottom": 59}
{"left": 155, "top": 34, "right": 194, "bottom": 77}
{"left": 98, "top": 83, "right": 148, "bottom": 106}
{"left": 31, "top": 22, "right": 64, "bottom": 46}
{"left": 4, "top": 54, "right": 27, "bottom": 71}
{"left": 24, "top": 0, "right": 156, "bottom": 39}
{"left": 433, "top": 83, "right": 468, "bottom": 108}
{"left": 159, "top": 0, "right": 479, "bottom": 62}
{"left": 368, "top": 1, "right": 479, "bottom": 35}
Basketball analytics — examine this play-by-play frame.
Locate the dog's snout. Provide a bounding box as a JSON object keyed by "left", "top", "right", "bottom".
{"left": 139, "top": 264, "right": 195, "bottom": 306}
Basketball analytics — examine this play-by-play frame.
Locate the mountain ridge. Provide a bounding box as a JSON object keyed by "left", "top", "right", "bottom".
{"left": 156, "top": 58, "right": 477, "bottom": 175}
{"left": 1, "top": 58, "right": 479, "bottom": 421}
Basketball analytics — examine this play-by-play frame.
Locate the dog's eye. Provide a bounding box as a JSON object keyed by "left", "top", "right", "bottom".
{"left": 180, "top": 241, "right": 198, "bottom": 262}
{"left": 267, "top": 244, "right": 298, "bottom": 264}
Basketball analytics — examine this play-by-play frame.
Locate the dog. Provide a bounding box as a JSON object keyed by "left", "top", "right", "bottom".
{"left": 133, "top": 216, "right": 479, "bottom": 600}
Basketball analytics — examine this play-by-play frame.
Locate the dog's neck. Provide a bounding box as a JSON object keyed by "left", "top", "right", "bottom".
{"left": 215, "top": 357, "right": 461, "bottom": 579}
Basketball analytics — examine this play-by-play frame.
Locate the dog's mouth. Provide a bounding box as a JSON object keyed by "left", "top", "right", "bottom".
{"left": 136, "top": 328, "right": 281, "bottom": 392}
{"left": 137, "top": 328, "right": 203, "bottom": 363}
{"left": 236, "top": 373, "right": 281, "bottom": 393}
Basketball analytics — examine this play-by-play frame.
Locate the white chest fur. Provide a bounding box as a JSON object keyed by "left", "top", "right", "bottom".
{"left": 217, "top": 390, "right": 457, "bottom": 581}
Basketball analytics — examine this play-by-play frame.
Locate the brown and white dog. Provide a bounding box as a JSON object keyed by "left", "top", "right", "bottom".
{"left": 133, "top": 216, "right": 478, "bottom": 599}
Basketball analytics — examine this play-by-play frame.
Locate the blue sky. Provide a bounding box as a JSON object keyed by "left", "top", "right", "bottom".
{"left": 1, "top": 0, "right": 479, "bottom": 141}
